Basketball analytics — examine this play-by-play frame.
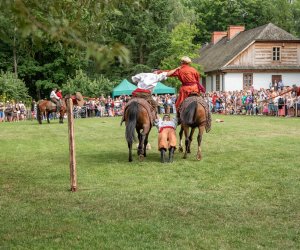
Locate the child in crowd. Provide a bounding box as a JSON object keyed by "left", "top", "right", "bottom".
{"left": 154, "top": 114, "right": 177, "bottom": 163}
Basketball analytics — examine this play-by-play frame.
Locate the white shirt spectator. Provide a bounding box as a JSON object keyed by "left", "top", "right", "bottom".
{"left": 132, "top": 72, "right": 168, "bottom": 92}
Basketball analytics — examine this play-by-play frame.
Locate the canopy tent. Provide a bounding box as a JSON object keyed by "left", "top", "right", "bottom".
{"left": 153, "top": 82, "right": 176, "bottom": 95}
{"left": 112, "top": 79, "right": 137, "bottom": 98}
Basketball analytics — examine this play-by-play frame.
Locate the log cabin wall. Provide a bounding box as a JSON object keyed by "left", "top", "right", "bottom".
{"left": 229, "top": 42, "right": 300, "bottom": 67}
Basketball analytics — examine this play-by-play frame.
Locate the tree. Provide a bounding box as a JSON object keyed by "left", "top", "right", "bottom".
{"left": 160, "top": 22, "right": 201, "bottom": 89}
{"left": 2, "top": 0, "right": 132, "bottom": 68}
{"left": 63, "top": 70, "right": 114, "bottom": 98}
{"left": 0, "top": 71, "right": 30, "bottom": 101}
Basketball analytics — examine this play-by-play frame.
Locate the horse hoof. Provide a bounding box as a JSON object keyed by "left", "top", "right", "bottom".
{"left": 139, "top": 155, "right": 144, "bottom": 161}
{"left": 196, "top": 153, "right": 202, "bottom": 161}
{"left": 129, "top": 159, "right": 133, "bottom": 162}
{"left": 183, "top": 153, "right": 187, "bottom": 159}
{"left": 179, "top": 147, "right": 183, "bottom": 153}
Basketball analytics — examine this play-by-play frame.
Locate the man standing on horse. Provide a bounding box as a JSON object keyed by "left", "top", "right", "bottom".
{"left": 131, "top": 68, "right": 179, "bottom": 118}
{"left": 50, "top": 87, "right": 61, "bottom": 112}
{"left": 159, "top": 56, "right": 206, "bottom": 123}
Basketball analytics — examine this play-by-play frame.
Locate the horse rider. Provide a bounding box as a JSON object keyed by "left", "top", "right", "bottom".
{"left": 154, "top": 114, "right": 178, "bottom": 163}
{"left": 50, "top": 87, "right": 61, "bottom": 112}
{"left": 159, "top": 56, "right": 206, "bottom": 123}
{"left": 131, "top": 68, "right": 179, "bottom": 119}
{"left": 56, "top": 89, "right": 63, "bottom": 100}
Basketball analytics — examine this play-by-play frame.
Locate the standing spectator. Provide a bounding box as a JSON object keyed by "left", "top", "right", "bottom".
{"left": 5, "top": 101, "right": 13, "bottom": 122}
{"left": 0, "top": 102, "right": 4, "bottom": 122}
{"left": 18, "top": 101, "right": 26, "bottom": 121}
{"left": 278, "top": 80, "right": 284, "bottom": 91}
{"left": 31, "top": 100, "right": 36, "bottom": 120}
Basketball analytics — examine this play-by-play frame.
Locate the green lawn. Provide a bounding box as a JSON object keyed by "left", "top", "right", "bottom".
{"left": 0, "top": 115, "right": 299, "bottom": 249}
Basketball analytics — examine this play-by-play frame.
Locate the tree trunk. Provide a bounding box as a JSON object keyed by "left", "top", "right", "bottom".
{"left": 13, "top": 26, "right": 18, "bottom": 78}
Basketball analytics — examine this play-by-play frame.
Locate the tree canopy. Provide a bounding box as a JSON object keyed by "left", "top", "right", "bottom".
{"left": 0, "top": 0, "right": 299, "bottom": 101}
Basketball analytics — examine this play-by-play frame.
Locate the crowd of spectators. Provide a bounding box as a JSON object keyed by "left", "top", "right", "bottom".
{"left": 0, "top": 101, "right": 28, "bottom": 122}
{"left": 204, "top": 86, "right": 300, "bottom": 117}
{"left": 1, "top": 86, "right": 299, "bottom": 123}
{"left": 73, "top": 94, "right": 177, "bottom": 118}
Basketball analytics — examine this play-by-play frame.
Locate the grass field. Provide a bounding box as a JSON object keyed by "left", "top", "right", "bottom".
{"left": 0, "top": 115, "right": 300, "bottom": 249}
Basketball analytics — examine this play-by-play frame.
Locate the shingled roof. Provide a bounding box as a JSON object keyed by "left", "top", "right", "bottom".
{"left": 196, "top": 23, "right": 299, "bottom": 73}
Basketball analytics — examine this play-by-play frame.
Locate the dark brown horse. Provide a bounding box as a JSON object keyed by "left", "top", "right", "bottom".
{"left": 122, "top": 99, "right": 152, "bottom": 162}
{"left": 37, "top": 99, "right": 66, "bottom": 124}
{"left": 178, "top": 96, "right": 211, "bottom": 160}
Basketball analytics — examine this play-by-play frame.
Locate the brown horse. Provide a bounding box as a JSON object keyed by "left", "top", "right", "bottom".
{"left": 122, "top": 99, "right": 152, "bottom": 162}
{"left": 178, "top": 96, "right": 211, "bottom": 160}
{"left": 37, "top": 99, "right": 66, "bottom": 124}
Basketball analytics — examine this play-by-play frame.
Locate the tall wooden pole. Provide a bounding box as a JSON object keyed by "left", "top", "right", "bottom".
{"left": 67, "top": 98, "right": 77, "bottom": 192}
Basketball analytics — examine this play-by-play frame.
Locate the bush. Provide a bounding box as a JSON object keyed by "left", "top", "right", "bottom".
{"left": 62, "top": 70, "right": 115, "bottom": 97}
{"left": 0, "top": 71, "right": 30, "bottom": 102}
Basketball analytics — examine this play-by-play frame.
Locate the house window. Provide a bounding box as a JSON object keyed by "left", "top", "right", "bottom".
{"left": 216, "top": 74, "right": 220, "bottom": 91}
{"left": 243, "top": 73, "right": 253, "bottom": 89}
{"left": 272, "top": 47, "right": 280, "bottom": 61}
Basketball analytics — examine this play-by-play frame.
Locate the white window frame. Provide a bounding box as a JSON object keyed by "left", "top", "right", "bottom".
{"left": 272, "top": 47, "right": 281, "bottom": 61}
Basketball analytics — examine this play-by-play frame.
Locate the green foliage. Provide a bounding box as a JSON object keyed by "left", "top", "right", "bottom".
{"left": 0, "top": 71, "right": 29, "bottom": 101}
{"left": 0, "top": 0, "right": 299, "bottom": 99}
{"left": 62, "top": 70, "right": 114, "bottom": 97}
{"left": 190, "top": 0, "right": 298, "bottom": 43}
{"left": 161, "top": 22, "right": 201, "bottom": 89}
{"left": 7, "top": 0, "right": 131, "bottom": 68}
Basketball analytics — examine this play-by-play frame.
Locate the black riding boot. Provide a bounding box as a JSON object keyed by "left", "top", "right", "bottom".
{"left": 160, "top": 148, "right": 166, "bottom": 163}
{"left": 168, "top": 146, "right": 175, "bottom": 163}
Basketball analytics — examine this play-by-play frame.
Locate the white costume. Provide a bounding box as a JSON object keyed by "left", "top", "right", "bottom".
{"left": 50, "top": 90, "right": 59, "bottom": 100}
{"left": 132, "top": 72, "right": 168, "bottom": 92}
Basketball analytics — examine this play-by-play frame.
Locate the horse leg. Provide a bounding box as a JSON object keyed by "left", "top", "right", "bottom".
{"left": 137, "top": 131, "right": 143, "bottom": 155}
{"left": 143, "top": 133, "right": 149, "bottom": 157}
{"left": 128, "top": 142, "right": 133, "bottom": 162}
{"left": 139, "top": 132, "right": 146, "bottom": 161}
{"left": 187, "top": 127, "right": 196, "bottom": 153}
{"left": 59, "top": 111, "right": 64, "bottom": 123}
{"left": 183, "top": 127, "right": 189, "bottom": 159}
{"left": 197, "top": 126, "right": 205, "bottom": 160}
{"left": 47, "top": 112, "right": 51, "bottom": 123}
{"left": 178, "top": 127, "right": 184, "bottom": 153}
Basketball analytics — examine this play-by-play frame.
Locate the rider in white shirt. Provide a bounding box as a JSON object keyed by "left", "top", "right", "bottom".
{"left": 50, "top": 88, "right": 61, "bottom": 111}
{"left": 131, "top": 68, "right": 179, "bottom": 117}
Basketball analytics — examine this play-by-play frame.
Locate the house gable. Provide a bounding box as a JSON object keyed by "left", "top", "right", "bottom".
{"left": 228, "top": 41, "right": 300, "bottom": 68}
{"left": 196, "top": 23, "right": 300, "bottom": 73}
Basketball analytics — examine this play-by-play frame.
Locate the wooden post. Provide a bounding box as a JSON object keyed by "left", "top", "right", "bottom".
{"left": 67, "top": 98, "right": 77, "bottom": 192}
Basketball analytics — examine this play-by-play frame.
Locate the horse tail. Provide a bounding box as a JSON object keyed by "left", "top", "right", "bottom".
{"left": 36, "top": 102, "right": 42, "bottom": 124}
{"left": 125, "top": 101, "right": 138, "bottom": 144}
{"left": 182, "top": 101, "right": 197, "bottom": 125}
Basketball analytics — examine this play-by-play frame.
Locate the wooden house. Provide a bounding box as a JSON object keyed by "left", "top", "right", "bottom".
{"left": 196, "top": 23, "right": 300, "bottom": 91}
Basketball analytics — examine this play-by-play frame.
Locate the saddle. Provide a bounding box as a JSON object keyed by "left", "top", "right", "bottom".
{"left": 49, "top": 100, "right": 62, "bottom": 111}
{"left": 179, "top": 95, "right": 212, "bottom": 133}
{"left": 122, "top": 98, "right": 156, "bottom": 126}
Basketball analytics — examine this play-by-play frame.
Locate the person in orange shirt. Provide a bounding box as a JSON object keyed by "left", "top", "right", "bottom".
{"left": 161, "top": 56, "right": 205, "bottom": 123}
